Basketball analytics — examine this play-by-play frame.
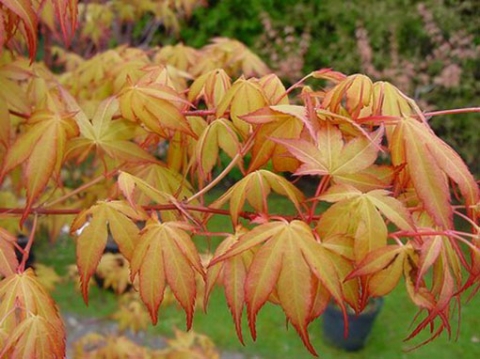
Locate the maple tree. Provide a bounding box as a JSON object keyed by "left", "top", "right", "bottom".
{"left": 0, "top": 1, "right": 479, "bottom": 357}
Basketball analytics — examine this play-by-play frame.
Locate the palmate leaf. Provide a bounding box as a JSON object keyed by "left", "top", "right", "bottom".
{"left": 403, "top": 252, "right": 457, "bottom": 344}
{"left": 346, "top": 245, "right": 409, "bottom": 299}
{"left": 0, "top": 96, "right": 79, "bottom": 220}
{"left": 205, "top": 227, "right": 253, "bottom": 344}
{"left": 67, "top": 97, "right": 157, "bottom": 165}
{"left": 0, "top": 0, "right": 37, "bottom": 58}
{"left": 210, "top": 220, "right": 349, "bottom": 356}
{"left": 317, "top": 184, "right": 414, "bottom": 261}
{"left": 0, "top": 61, "right": 32, "bottom": 116}
{"left": 50, "top": 0, "right": 78, "bottom": 46}
{"left": 130, "top": 220, "right": 204, "bottom": 328}
{"left": 258, "top": 74, "right": 289, "bottom": 105}
{"left": 322, "top": 74, "right": 374, "bottom": 119}
{"left": 370, "top": 85, "right": 478, "bottom": 226}
{"left": 188, "top": 69, "right": 231, "bottom": 109}
{"left": 241, "top": 105, "right": 304, "bottom": 172}
{"left": 401, "top": 120, "right": 452, "bottom": 228}
{"left": 0, "top": 269, "right": 65, "bottom": 357}
{"left": 123, "top": 162, "right": 197, "bottom": 203}
{"left": 0, "top": 315, "right": 64, "bottom": 359}
{"left": 216, "top": 77, "right": 269, "bottom": 138}
{"left": 117, "top": 76, "right": 195, "bottom": 137}
{"left": 117, "top": 169, "right": 197, "bottom": 222}
{"left": 194, "top": 118, "right": 242, "bottom": 179}
{"left": 211, "top": 170, "right": 305, "bottom": 224}
{"left": 155, "top": 43, "right": 201, "bottom": 72}
{"left": 402, "top": 118, "right": 479, "bottom": 227}
{"left": 164, "top": 116, "right": 207, "bottom": 174}
{"left": 71, "top": 200, "right": 146, "bottom": 302}
{"left": 274, "top": 123, "right": 383, "bottom": 179}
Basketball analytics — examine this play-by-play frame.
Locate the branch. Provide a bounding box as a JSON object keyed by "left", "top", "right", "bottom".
{"left": 423, "top": 107, "right": 480, "bottom": 117}
{"left": 0, "top": 203, "right": 257, "bottom": 220}
{"left": 185, "top": 126, "right": 260, "bottom": 204}
{"left": 18, "top": 214, "right": 38, "bottom": 272}
{"left": 8, "top": 109, "right": 30, "bottom": 119}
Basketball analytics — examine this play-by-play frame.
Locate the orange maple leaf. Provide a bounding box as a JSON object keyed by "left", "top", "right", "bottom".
{"left": 205, "top": 227, "right": 253, "bottom": 344}
{"left": 71, "top": 200, "right": 146, "bottom": 302}
{"left": 211, "top": 170, "right": 305, "bottom": 224}
{"left": 274, "top": 123, "right": 383, "bottom": 180}
{"left": 0, "top": 269, "right": 65, "bottom": 357}
{"left": 210, "top": 220, "right": 350, "bottom": 356}
{"left": 130, "top": 220, "right": 204, "bottom": 328}
{"left": 0, "top": 95, "right": 79, "bottom": 221}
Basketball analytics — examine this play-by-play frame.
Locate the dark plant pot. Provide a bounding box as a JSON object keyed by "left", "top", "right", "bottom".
{"left": 16, "top": 235, "right": 35, "bottom": 269}
{"left": 104, "top": 240, "right": 120, "bottom": 254}
{"left": 322, "top": 297, "right": 384, "bottom": 351}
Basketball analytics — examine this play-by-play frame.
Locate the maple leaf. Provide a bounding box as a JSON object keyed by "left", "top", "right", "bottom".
{"left": 0, "top": 0, "right": 38, "bottom": 59}
{"left": 322, "top": 74, "right": 374, "bottom": 119}
{"left": 368, "top": 83, "right": 478, "bottom": 226}
{"left": 403, "top": 251, "right": 457, "bottom": 344}
{"left": 0, "top": 227, "right": 18, "bottom": 277}
{"left": 166, "top": 116, "right": 207, "bottom": 175}
{"left": 317, "top": 184, "right": 415, "bottom": 261}
{"left": 0, "top": 93, "right": 79, "bottom": 221}
{"left": 0, "top": 60, "right": 32, "bottom": 116}
{"left": 156, "top": 328, "right": 220, "bottom": 359}
{"left": 0, "top": 269, "right": 65, "bottom": 355}
{"left": 258, "top": 73, "right": 290, "bottom": 105}
{"left": 188, "top": 69, "right": 231, "bottom": 110}
{"left": 241, "top": 105, "right": 305, "bottom": 172}
{"left": 194, "top": 118, "right": 242, "bottom": 179}
{"left": 193, "top": 37, "right": 269, "bottom": 78}
{"left": 216, "top": 77, "right": 269, "bottom": 138}
{"left": 71, "top": 200, "right": 146, "bottom": 302}
{"left": 211, "top": 170, "right": 305, "bottom": 224}
{"left": 204, "top": 227, "right": 253, "bottom": 344}
{"left": 38, "top": 1, "right": 78, "bottom": 48}
{"left": 0, "top": 315, "right": 64, "bottom": 358}
{"left": 210, "top": 220, "right": 350, "bottom": 356}
{"left": 96, "top": 253, "right": 132, "bottom": 294}
{"left": 332, "top": 164, "right": 394, "bottom": 192}
{"left": 118, "top": 168, "right": 198, "bottom": 222}
{"left": 346, "top": 245, "right": 409, "bottom": 300}
{"left": 73, "top": 333, "right": 148, "bottom": 358}
{"left": 67, "top": 96, "right": 157, "bottom": 165}
{"left": 130, "top": 220, "right": 204, "bottom": 328}
{"left": 155, "top": 43, "right": 201, "bottom": 72}
{"left": 113, "top": 294, "right": 150, "bottom": 333}
{"left": 117, "top": 75, "right": 195, "bottom": 137}
{"left": 34, "top": 263, "right": 62, "bottom": 292}
{"left": 393, "top": 117, "right": 479, "bottom": 228}
{"left": 124, "top": 162, "right": 197, "bottom": 203}
{"left": 372, "top": 81, "right": 423, "bottom": 119}
{"left": 275, "top": 123, "right": 383, "bottom": 182}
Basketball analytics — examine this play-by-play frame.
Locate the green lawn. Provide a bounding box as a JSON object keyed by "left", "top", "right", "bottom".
{"left": 35, "top": 192, "right": 480, "bottom": 359}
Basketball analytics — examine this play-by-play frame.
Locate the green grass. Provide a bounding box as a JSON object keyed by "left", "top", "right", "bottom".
{"left": 34, "top": 192, "right": 480, "bottom": 359}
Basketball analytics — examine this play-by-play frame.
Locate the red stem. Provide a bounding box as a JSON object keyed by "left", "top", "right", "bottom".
{"left": 0, "top": 203, "right": 257, "bottom": 220}
{"left": 307, "top": 175, "right": 330, "bottom": 222}
{"left": 18, "top": 214, "right": 38, "bottom": 272}
{"left": 423, "top": 107, "right": 480, "bottom": 117}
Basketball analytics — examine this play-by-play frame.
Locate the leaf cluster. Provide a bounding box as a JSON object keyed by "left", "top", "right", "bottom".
{"left": 0, "top": 2, "right": 479, "bottom": 358}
